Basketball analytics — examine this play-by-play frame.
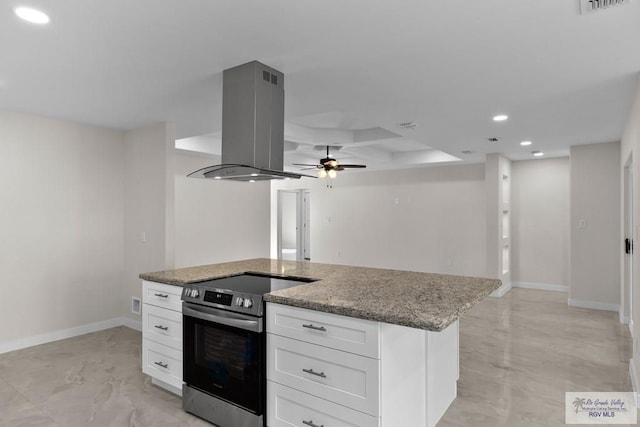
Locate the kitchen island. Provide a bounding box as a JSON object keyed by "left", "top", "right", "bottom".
{"left": 140, "top": 258, "right": 500, "bottom": 427}
{"left": 140, "top": 258, "right": 500, "bottom": 331}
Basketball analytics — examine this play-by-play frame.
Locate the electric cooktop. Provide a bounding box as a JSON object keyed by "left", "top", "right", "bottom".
{"left": 181, "top": 273, "right": 316, "bottom": 317}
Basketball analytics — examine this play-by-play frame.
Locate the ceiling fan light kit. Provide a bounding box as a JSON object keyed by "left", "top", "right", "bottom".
{"left": 293, "top": 145, "right": 367, "bottom": 180}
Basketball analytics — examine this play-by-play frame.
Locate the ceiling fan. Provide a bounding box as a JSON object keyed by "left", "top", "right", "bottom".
{"left": 293, "top": 146, "right": 367, "bottom": 179}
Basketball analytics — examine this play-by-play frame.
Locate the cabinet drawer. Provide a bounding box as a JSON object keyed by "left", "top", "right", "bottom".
{"left": 267, "top": 303, "right": 380, "bottom": 358}
{"left": 268, "top": 334, "right": 380, "bottom": 417}
{"left": 142, "top": 281, "right": 183, "bottom": 312}
{"left": 268, "top": 381, "right": 380, "bottom": 427}
{"left": 142, "top": 339, "right": 182, "bottom": 390}
{"left": 142, "top": 303, "right": 182, "bottom": 350}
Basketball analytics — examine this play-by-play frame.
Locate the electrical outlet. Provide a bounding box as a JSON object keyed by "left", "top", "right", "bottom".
{"left": 131, "top": 297, "right": 141, "bottom": 315}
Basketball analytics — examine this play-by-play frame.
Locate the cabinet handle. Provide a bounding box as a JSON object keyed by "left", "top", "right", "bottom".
{"left": 154, "top": 361, "right": 168, "bottom": 369}
{"left": 302, "top": 324, "right": 326, "bottom": 332}
{"left": 303, "top": 420, "right": 324, "bottom": 427}
{"left": 154, "top": 325, "right": 169, "bottom": 331}
{"left": 302, "top": 368, "right": 326, "bottom": 379}
{"left": 154, "top": 293, "right": 169, "bottom": 298}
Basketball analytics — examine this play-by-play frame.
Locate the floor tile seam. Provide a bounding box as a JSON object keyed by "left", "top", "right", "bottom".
{"left": 1, "top": 376, "right": 59, "bottom": 426}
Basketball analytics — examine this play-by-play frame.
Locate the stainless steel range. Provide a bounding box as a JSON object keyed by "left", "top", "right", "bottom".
{"left": 181, "top": 273, "right": 314, "bottom": 427}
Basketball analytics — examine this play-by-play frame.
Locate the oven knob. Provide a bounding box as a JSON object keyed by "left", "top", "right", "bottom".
{"left": 185, "top": 289, "right": 192, "bottom": 297}
{"left": 236, "top": 297, "right": 244, "bottom": 306}
{"left": 191, "top": 289, "right": 199, "bottom": 298}
{"left": 243, "top": 298, "right": 253, "bottom": 308}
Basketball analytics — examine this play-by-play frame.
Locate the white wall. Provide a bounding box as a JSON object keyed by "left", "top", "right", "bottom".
{"left": 570, "top": 142, "right": 621, "bottom": 307}
{"left": 123, "top": 123, "right": 175, "bottom": 322}
{"left": 0, "top": 110, "right": 124, "bottom": 345}
{"left": 511, "top": 158, "right": 570, "bottom": 287}
{"left": 174, "top": 151, "right": 270, "bottom": 268}
{"left": 272, "top": 164, "right": 487, "bottom": 276}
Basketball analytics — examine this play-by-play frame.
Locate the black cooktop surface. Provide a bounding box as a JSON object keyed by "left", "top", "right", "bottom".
{"left": 197, "top": 273, "right": 315, "bottom": 296}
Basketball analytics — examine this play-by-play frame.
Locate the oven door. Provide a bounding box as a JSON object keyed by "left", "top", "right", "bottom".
{"left": 183, "top": 303, "right": 265, "bottom": 415}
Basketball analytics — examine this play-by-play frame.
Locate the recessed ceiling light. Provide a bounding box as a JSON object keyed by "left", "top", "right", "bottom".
{"left": 249, "top": 180, "right": 256, "bottom": 183}
{"left": 213, "top": 176, "right": 222, "bottom": 180}
{"left": 532, "top": 151, "right": 544, "bottom": 157}
{"left": 520, "top": 141, "right": 532, "bottom": 146}
{"left": 14, "top": 7, "right": 50, "bottom": 24}
{"left": 493, "top": 114, "right": 509, "bottom": 122}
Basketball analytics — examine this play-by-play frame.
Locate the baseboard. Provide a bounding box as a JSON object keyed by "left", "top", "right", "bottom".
{"left": 0, "top": 316, "right": 142, "bottom": 355}
{"left": 568, "top": 299, "right": 620, "bottom": 312}
{"left": 620, "top": 312, "right": 631, "bottom": 325}
{"left": 152, "top": 378, "right": 182, "bottom": 397}
{"left": 512, "top": 282, "right": 568, "bottom": 292}
{"left": 490, "top": 281, "right": 512, "bottom": 298}
{"left": 630, "top": 359, "right": 640, "bottom": 405}
{"left": 121, "top": 317, "right": 142, "bottom": 331}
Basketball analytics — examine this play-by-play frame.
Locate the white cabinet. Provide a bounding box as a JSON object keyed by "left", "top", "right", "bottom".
{"left": 142, "top": 280, "right": 183, "bottom": 395}
{"left": 266, "top": 303, "right": 459, "bottom": 427}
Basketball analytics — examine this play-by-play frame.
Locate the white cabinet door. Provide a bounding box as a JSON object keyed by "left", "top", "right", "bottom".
{"left": 268, "top": 334, "right": 380, "bottom": 417}
{"left": 267, "top": 303, "right": 380, "bottom": 358}
{"left": 142, "top": 303, "right": 182, "bottom": 350}
{"left": 142, "top": 281, "right": 183, "bottom": 311}
{"left": 268, "top": 381, "right": 380, "bottom": 427}
{"left": 142, "top": 339, "right": 183, "bottom": 390}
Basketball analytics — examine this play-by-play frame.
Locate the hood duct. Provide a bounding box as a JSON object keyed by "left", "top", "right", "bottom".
{"left": 188, "top": 61, "right": 309, "bottom": 181}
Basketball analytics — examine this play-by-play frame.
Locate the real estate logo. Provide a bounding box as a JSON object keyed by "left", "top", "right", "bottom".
{"left": 565, "top": 392, "right": 637, "bottom": 424}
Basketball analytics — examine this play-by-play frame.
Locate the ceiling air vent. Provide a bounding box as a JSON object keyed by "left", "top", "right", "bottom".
{"left": 398, "top": 121, "right": 417, "bottom": 130}
{"left": 579, "top": 0, "right": 631, "bottom": 14}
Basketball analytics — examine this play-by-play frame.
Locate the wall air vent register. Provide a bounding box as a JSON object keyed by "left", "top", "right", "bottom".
{"left": 579, "top": 0, "right": 631, "bottom": 14}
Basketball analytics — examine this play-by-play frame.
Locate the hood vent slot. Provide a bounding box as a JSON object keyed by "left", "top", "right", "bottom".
{"left": 579, "top": 0, "right": 631, "bottom": 14}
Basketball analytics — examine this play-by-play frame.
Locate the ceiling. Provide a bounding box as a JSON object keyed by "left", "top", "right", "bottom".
{"left": 2, "top": 0, "right": 640, "bottom": 171}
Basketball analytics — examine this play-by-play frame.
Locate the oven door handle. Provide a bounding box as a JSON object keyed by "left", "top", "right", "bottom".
{"left": 182, "top": 303, "right": 263, "bottom": 333}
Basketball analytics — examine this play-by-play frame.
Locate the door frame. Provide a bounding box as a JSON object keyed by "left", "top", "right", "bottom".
{"left": 277, "top": 189, "right": 311, "bottom": 261}
{"left": 622, "top": 154, "right": 634, "bottom": 325}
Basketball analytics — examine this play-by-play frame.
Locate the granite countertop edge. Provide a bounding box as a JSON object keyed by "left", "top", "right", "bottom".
{"left": 263, "top": 286, "right": 496, "bottom": 331}
{"left": 139, "top": 258, "right": 501, "bottom": 332}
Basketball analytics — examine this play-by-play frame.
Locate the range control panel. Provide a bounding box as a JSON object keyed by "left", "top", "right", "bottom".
{"left": 181, "top": 285, "right": 262, "bottom": 316}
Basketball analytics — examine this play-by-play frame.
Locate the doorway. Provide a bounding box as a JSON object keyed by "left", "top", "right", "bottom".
{"left": 277, "top": 189, "right": 311, "bottom": 261}
{"left": 623, "top": 156, "right": 634, "bottom": 325}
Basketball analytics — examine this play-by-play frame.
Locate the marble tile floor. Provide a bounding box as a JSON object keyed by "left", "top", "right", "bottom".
{"left": 439, "top": 288, "right": 635, "bottom": 427}
{"left": 0, "top": 326, "right": 210, "bottom": 427}
{"left": 0, "top": 288, "right": 634, "bottom": 427}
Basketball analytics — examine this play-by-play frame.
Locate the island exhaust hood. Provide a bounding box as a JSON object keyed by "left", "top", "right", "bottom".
{"left": 188, "top": 61, "right": 308, "bottom": 181}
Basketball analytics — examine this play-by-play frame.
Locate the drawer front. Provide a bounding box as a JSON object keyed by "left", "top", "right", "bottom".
{"left": 142, "top": 339, "right": 182, "bottom": 390}
{"left": 268, "top": 381, "right": 380, "bottom": 427}
{"left": 267, "top": 303, "right": 379, "bottom": 358}
{"left": 142, "top": 303, "right": 182, "bottom": 350}
{"left": 142, "top": 281, "right": 183, "bottom": 312}
{"left": 268, "top": 334, "right": 380, "bottom": 416}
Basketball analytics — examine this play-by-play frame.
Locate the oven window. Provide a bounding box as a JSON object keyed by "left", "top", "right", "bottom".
{"left": 183, "top": 313, "right": 264, "bottom": 414}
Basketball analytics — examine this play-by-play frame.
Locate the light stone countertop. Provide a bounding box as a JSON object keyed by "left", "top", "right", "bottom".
{"left": 140, "top": 258, "right": 501, "bottom": 331}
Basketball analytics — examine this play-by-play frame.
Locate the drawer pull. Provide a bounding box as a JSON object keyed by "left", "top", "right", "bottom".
{"left": 302, "top": 421, "right": 324, "bottom": 427}
{"left": 302, "top": 368, "right": 326, "bottom": 379}
{"left": 302, "top": 324, "right": 327, "bottom": 332}
{"left": 154, "top": 293, "right": 169, "bottom": 298}
{"left": 154, "top": 325, "right": 169, "bottom": 331}
{"left": 154, "top": 361, "right": 168, "bottom": 369}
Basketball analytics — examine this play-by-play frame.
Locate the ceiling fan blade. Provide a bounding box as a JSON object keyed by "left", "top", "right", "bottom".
{"left": 300, "top": 167, "right": 318, "bottom": 171}
{"left": 292, "top": 163, "right": 321, "bottom": 167}
{"left": 338, "top": 164, "right": 367, "bottom": 168}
